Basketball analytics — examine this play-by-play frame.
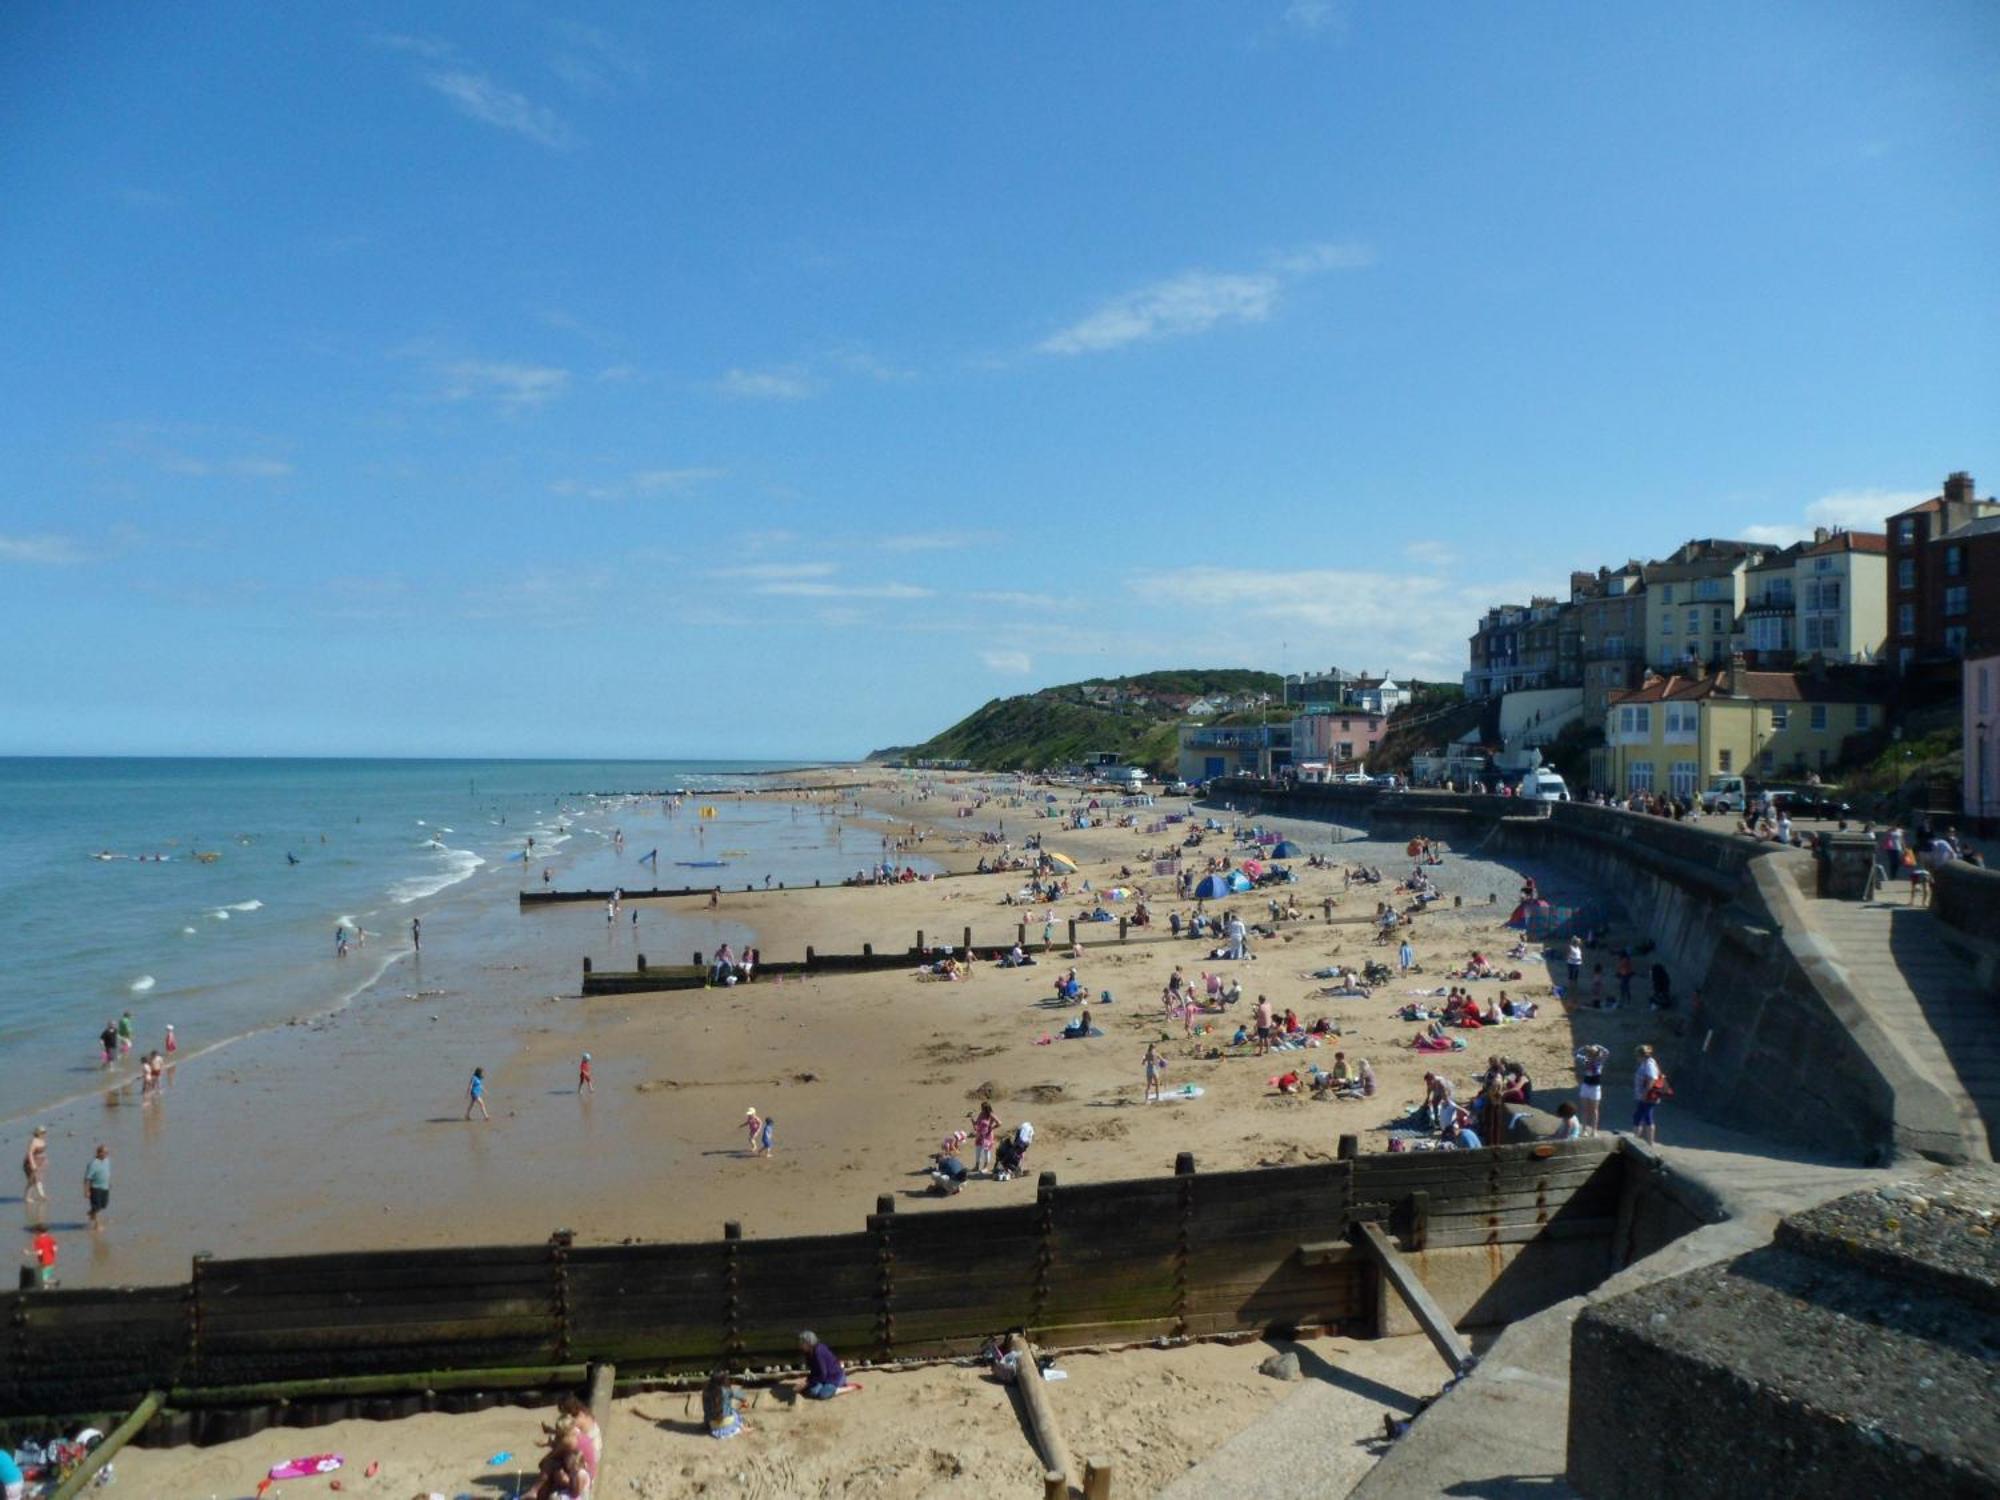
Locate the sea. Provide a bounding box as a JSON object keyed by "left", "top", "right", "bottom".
{"left": 0, "top": 757, "right": 911, "bottom": 1125}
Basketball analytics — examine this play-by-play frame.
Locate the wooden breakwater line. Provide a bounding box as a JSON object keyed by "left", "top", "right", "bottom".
{"left": 579, "top": 907, "right": 1412, "bottom": 994}
{"left": 520, "top": 870, "right": 984, "bottom": 906}
{"left": 1, "top": 1139, "right": 1647, "bottom": 1448}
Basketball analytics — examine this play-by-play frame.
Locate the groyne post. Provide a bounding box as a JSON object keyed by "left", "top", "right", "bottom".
{"left": 1174, "top": 1152, "right": 1196, "bottom": 1339}
{"left": 871, "top": 1193, "right": 896, "bottom": 1362}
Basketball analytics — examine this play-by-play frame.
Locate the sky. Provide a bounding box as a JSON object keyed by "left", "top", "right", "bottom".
{"left": 2, "top": 1, "right": 1996, "bottom": 759}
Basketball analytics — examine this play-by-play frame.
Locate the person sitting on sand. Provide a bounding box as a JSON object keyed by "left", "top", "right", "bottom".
{"left": 931, "top": 1133, "right": 970, "bottom": 1194}
{"left": 1274, "top": 1069, "right": 1303, "bottom": 1095}
{"left": 704, "top": 1368, "right": 750, "bottom": 1439}
{"left": 531, "top": 1416, "right": 588, "bottom": 1500}
{"left": 1061, "top": 1006, "right": 1095, "bottom": 1039}
{"left": 798, "top": 1331, "right": 852, "bottom": 1399}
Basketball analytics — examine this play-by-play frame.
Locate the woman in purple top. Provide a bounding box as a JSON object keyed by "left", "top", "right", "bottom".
{"left": 799, "top": 1330, "right": 847, "bottom": 1399}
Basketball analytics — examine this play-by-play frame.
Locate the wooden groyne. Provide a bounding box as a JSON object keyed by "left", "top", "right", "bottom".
{"left": 580, "top": 918, "right": 1176, "bottom": 993}
{"left": 519, "top": 872, "right": 979, "bottom": 907}
{"left": 2, "top": 1139, "right": 1652, "bottom": 1447}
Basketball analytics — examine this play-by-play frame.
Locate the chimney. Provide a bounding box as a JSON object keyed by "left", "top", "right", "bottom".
{"left": 1813, "top": 526, "right": 1830, "bottom": 544}
{"left": 1727, "top": 651, "right": 1746, "bottom": 698}
{"left": 1944, "top": 471, "right": 1974, "bottom": 505}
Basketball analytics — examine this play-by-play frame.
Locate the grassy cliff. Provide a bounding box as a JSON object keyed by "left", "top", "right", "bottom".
{"left": 874, "top": 669, "right": 1284, "bottom": 774}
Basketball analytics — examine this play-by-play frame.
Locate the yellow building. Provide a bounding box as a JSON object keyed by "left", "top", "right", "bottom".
{"left": 1600, "top": 661, "right": 1884, "bottom": 798}
{"left": 1641, "top": 543, "right": 1763, "bottom": 672}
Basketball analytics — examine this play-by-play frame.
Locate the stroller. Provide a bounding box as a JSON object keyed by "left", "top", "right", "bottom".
{"left": 994, "top": 1124, "right": 1034, "bottom": 1182}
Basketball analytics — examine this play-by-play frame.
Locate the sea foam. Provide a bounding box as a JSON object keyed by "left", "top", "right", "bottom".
{"left": 130, "top": 975, "right": 155, "bottom": 992}
{"left": 389, "top": 847, "right": 486, "bottom": 904}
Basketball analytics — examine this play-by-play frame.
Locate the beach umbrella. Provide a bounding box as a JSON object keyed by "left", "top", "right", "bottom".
{"left": 1045, "top": 851, "right": 1079, "bottom": 872}
{"left": 1271, "top": 841, "right": 1301, "bottom": 858}
{"left": 1192, "top": 874, "right": 1232, "bottom": 900}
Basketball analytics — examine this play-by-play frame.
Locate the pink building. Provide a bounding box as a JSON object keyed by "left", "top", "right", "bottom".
{"left": 1291, "top": 710, "right": 1386, "bottom": 771}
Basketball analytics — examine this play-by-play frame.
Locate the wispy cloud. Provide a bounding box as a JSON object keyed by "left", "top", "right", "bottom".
{"left": 158, "top": 453, "right": 294, "bottom": 479}
{"left": 879, "top": 530, "right": 995, "bottom": 553}
{"left": 981, "top": 649, "right": 1034, "bottom": 675}
{"left": 717, "top": 366, "right": 819, "bottom": 401}
{"left": 372, "top": 32, "right": 455, "bottom": 60}
{"left": 1039, "top": 241, "right": 1371, "bottom": 356}
{"left": 970, "top": 589, "right": 1063, "bottom": 610}
{"left": 756, "top": 580, "right": 934, "bottom": 600}
{"left": 1281, "top": 0, "right": 1350, "bottom": 37}
{"left": 546, "top": 19, "right": 647, "bottom": 97}
{"left": 1404, "top": 539, "right": 1457, "bottom": 567}
{"left": 425, "top": 70, "right": 577, "bottom": 148}
{"left": 436, "top": 358, "right": 571, "bottom": 410}
{"left": 1740, "top": 488, "right": 1919, "bottom": 547}
{"left": 710, "top": 562, "right": 839, "bottom": 582}
{"left": 0, "top": 533, "right": 87, "bottom": 565}
{"left": 552, "top": 467, "right": 724, "bottom": 500}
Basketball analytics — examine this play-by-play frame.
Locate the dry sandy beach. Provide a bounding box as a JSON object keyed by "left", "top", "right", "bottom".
{"left": 117, "top": 1330, "right": 1453, "bottom": 1498}
{"left": 31, "top": 768, "right": 1688, "bottom": 1496}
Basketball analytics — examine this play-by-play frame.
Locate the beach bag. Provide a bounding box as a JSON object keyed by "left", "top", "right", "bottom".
{"left": 1646, "top": 1071, "right": 1673, "bottom": 1103}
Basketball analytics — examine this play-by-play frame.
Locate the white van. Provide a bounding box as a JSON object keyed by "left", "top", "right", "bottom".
{"left": 1518, "top": 769, "right": 1570, "bottom": 802}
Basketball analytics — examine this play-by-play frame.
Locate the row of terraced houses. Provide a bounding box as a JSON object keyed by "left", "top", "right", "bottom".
{"left": 1462, "top": 471, "right": 2000, "bottom": 819}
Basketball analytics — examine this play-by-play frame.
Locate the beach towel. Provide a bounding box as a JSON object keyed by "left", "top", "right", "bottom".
{"left": 270, "top": 1455, "right": 344, "bottom": 1480}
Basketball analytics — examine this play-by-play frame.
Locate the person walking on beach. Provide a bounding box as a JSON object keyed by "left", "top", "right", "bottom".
{"left": 22, "top": 1127, "right": 49, "bottom": 1218}
{"left": 1226, "top": 914, "right": 1247, "bottom": 961}
{"left": 1143, "top": 1042, "right": 1163, "bottom": 1103}
{"left": 117, "top": 1010, "right": 135, "bottom": 1058}
{"left": 465, "top": 1066, "right": 491, "bottom": 1122}
{"left": 83, "top": 1145, "right": 110, "bottom": 1231}
{"left": 1043, "top": 910, "right": 1056, "bottom": 952}
{"left": 99, "top": 1020, "right": 118, "bottom": 1069}
{"left": 23, "top": 1224, "right": 58, "bottom": 1288}
{"left": 1398, "top": 937, "right": 1415, "bottom": 974}
{"left": 743, "top": 1107, "right": 763, "bottom": 1157}
{"left": 577, "top": 1052, "right": 594, "bottom": 1095}
{"left": 758, "top": 1114, "right": 775, "bottom": 1157}
{"left": 411, "top": 917, "right": 422, "bottom": 953}
{"left": 1565, "top": 936, "right": 1584, "bottom": 989}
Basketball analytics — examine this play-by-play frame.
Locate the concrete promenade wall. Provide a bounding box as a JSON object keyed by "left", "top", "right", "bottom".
{"left": 1215, "top": 783, "right": 1952, "bottom": 1163}
{"left": 1935, "top": 861, "right": 2000, "bottom": 994}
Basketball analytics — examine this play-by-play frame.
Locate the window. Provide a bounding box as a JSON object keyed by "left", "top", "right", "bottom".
{"left": 1945, "top": 625, "right": 1968, "bottom": 657}
{"left": 1627, "top": 761, "right": 1654, "bottom": 793}
{"left": 1814, "top": 556, "right": 1833, "bottom": 573}
{"left": 1854, "top": 704, "right": 1872, "bottom": 731}
{"left": 1946, "top": 585, "right": 1969, "bottom": 617}
{"left": 1670, "top": 761, "right": 1699, "bottom": 799}
{"left": 1661, "top": 614, "right": 1675, "bottom": 634}
{"left": 1947, "top": 545, "right": 1964, "bottom": 577}
{"left": 1810, "top": 705, "right": 1827, "bottom": 731}
{"left": 1804, "top": 580, "right": 1842, "bottom": 612}
{"left": 1712, "top": 607, "right": 1726, "bottom": 632}
{"left": 1718, "top": 748, "right": 1733, "bottom": 772}
{"left": 1660, "top": 585, "right": 1674, "bottom": 605}
{"left": 1665, "top": 704, "right": 1698, "bottom": 737}
{"left": 1760, "top": 749, "right": 1775, "bottom": 771}
{"left": 1981, "top": 668, "right": 1992, "bottom": 717}
{"left": 1898, "top": 558, "right": 1916, "bottom": 590}
{"left": 1697, "top": 578, "right": 1726, "bottom": 600}
{"left": 1770, "top": 706, "right": 1789, "bottom": 730}
{"left": 1898, "top": 517, "right": 1915, "bottom": 544}
{"left": 1686, "top": 608, "right": 1700, "bottom": 635}
{"left": 1898, "top": 603, "right": 1916, "bottom": 637}
{"left": 1605, "top": 634, "right": 1624, "bottom": 656}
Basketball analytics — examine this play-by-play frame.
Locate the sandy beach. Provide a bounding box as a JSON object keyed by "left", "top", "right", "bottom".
{"left": 10, "top": 769, "right": 1676, "bottom": 1289}
{"left": 116, "top": 1329, "right": 1453, "bottom": 1498}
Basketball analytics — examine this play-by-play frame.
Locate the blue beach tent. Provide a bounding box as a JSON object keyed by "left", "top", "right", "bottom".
{"left": 1271, "top": 841, "right": 1301, "bottom": 858}
{"left": 1192, "top": 874, "right": 1232, "bottom": 900}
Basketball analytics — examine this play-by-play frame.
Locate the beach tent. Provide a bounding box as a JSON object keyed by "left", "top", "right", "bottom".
{"left": 1507, "top": 898, "right": 1553, "bottom": 930}
{"left": 1271, "top": 841, "right": 1301, "bottom": 858}
{"left": 1241, "top": 859, "right": 1264, "bottom": 879}
{"left": 1192, "top": 874, "right": 1232, "bottom": 900}
{"left": 1045, "top": 851, "right": 1079, "bottom": 872}
{"left": 1226, "top": 871, "right": 1254, "bottom": 892}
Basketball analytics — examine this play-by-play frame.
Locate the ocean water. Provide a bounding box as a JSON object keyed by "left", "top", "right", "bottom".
{"left": 0, "top": 757, "right": 904, "bottom": 1122}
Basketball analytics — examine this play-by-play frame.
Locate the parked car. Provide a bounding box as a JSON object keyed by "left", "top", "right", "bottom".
{"left": 1765, "top": 787, "right": 1850, "bottom": 821}
{"left": 1701, "top": 775, "right": 1753, "bottom": 814}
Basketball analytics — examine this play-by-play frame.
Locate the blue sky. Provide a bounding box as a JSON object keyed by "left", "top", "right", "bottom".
{"left": 2, "top": 1, "right": 1995, "bottom": 758}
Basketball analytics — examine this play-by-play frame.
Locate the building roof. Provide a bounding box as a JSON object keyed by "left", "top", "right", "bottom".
{"left": 1803, "top": 530, "right": 1888, "bottom": 557}
{"left": 1945, "top": 513, "right": 2000, "bottom": 541}
{"left": 1609, "top": 668, "right": 1885, "bottom": 707}
{"left": 1642, "top": 554, "right": 1760, "bottom": 584}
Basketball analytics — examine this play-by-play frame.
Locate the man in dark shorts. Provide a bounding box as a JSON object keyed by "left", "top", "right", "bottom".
{"left": 84, "top": 1145, "right": 110, "bottom": 1230}
{"left": 1253, "top": 995, "right": 1274, "bottom": 1056}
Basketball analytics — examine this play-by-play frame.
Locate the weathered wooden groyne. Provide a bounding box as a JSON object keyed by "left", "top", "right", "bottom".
{"left": 2, "top": 1138, "right": 1710, "bottom": 1449}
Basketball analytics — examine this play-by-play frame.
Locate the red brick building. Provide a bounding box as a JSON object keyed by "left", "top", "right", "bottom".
{"left": 1887, "top": 471, "right": 2000, "bottom": 672}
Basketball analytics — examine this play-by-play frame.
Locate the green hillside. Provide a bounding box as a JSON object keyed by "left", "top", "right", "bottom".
{"left": 872, "top": 669, "right": 1284, "bottom": 774}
